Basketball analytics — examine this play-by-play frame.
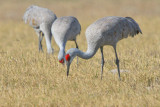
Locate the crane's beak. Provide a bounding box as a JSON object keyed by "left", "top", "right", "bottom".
{"left": 66, "top": 61, "right": 70, "bottom": 76}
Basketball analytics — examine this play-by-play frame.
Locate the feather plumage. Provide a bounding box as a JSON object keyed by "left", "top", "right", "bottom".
{"left": 23, "top": 5, "right": 57, "bottom": 28}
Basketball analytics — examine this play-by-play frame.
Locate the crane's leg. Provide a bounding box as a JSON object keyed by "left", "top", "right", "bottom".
{"left": 36, "top": 31, "right": 43, "bottom": 52}
{"left": 40, "top": 32, "right": 44, "bottom": 52}
{"left": 100, "top": 47, "right": 104, "bottom": 80}
{"left": 113, "top": 45, "right": 121, "bottom": 80}
{"left": 75, "top": 40, "right": 79, "bottom": 65}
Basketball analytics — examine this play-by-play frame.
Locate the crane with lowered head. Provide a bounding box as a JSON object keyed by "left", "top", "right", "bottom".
{"left": 65, "top": 16, "right": 142, "bottom": 80}
{"left": 23, "top": 5, "right": 57, "bottom": 54}
{"left": 51, "top": 16, "right": 81, "bottom": 64}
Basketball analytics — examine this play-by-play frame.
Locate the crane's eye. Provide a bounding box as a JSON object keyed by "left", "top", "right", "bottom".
{"left": 59, "top": 59, "right": 64, "bottom": 63}
{"left": 65, "top": 54, "right": 70, "bottom": 61}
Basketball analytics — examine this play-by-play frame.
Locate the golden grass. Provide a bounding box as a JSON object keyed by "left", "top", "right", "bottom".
{"left": 0, "top": 0, "right": 160, "bottom": 106}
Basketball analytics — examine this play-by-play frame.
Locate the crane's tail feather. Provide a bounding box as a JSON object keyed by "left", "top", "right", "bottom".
{"left": 23, "top": 5, "right": 36, "bottom": 24}
{"left": 23, "top": 5, "right": 40, "bottom": 28}
{"left": 125, "top": 17, "right": 142, "bottom": 37}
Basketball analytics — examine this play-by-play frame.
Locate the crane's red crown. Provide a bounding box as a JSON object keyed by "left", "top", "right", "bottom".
{"left": 59, "top": 59, "right": 64, "bottom": 63}
{"left": 65, "top": 54, "right": 70, "bottom": 61}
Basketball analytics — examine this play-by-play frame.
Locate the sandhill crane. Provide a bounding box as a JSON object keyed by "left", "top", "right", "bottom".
{"left": 65, "top": 16, "right": 142, "bottom": 80}
{"left": 23, "top": 5, "right": 57, "bottom": 54}
{"left": 51, "top": 16, "right": 81, "bottom": 64}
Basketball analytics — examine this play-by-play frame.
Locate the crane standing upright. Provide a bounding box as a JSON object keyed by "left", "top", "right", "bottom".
{"left": 23, "top": 5, "right": 57, "bottom": 54}
{"left": 65, "top": 16, "right": 142, "bottom": 80}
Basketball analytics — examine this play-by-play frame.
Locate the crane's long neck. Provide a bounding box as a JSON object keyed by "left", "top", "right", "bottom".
{"left": 74, "top": 47, "right": 99, "bottom": 59}
{"left": 58, "top": 43, "right": 66, "bottom": 60}
{"left": 45, "top": 34, "right": 53, "bottom": 54}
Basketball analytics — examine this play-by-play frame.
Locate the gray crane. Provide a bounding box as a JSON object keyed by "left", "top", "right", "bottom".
{"left": 51, "top": 16, "right": 81, "bottom": 64}
{"left": 65, "top": 16, "right": 142, "bottom": 80}
{"left": 23, "top": 5, "right": 57, "bottom": 54}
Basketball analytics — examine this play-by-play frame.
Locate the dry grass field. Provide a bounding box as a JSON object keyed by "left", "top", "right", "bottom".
{"left": 0, "top": 0, "right": 160, "bottom": 106}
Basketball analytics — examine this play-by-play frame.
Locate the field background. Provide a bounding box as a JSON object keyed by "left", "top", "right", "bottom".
{"left": 0, "top": 0, "right": 160, "bottom": 106}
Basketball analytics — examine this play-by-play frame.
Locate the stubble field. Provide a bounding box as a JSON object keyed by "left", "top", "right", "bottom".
{"left": 0, "top": 0, "right": 160, "bottom": 106}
